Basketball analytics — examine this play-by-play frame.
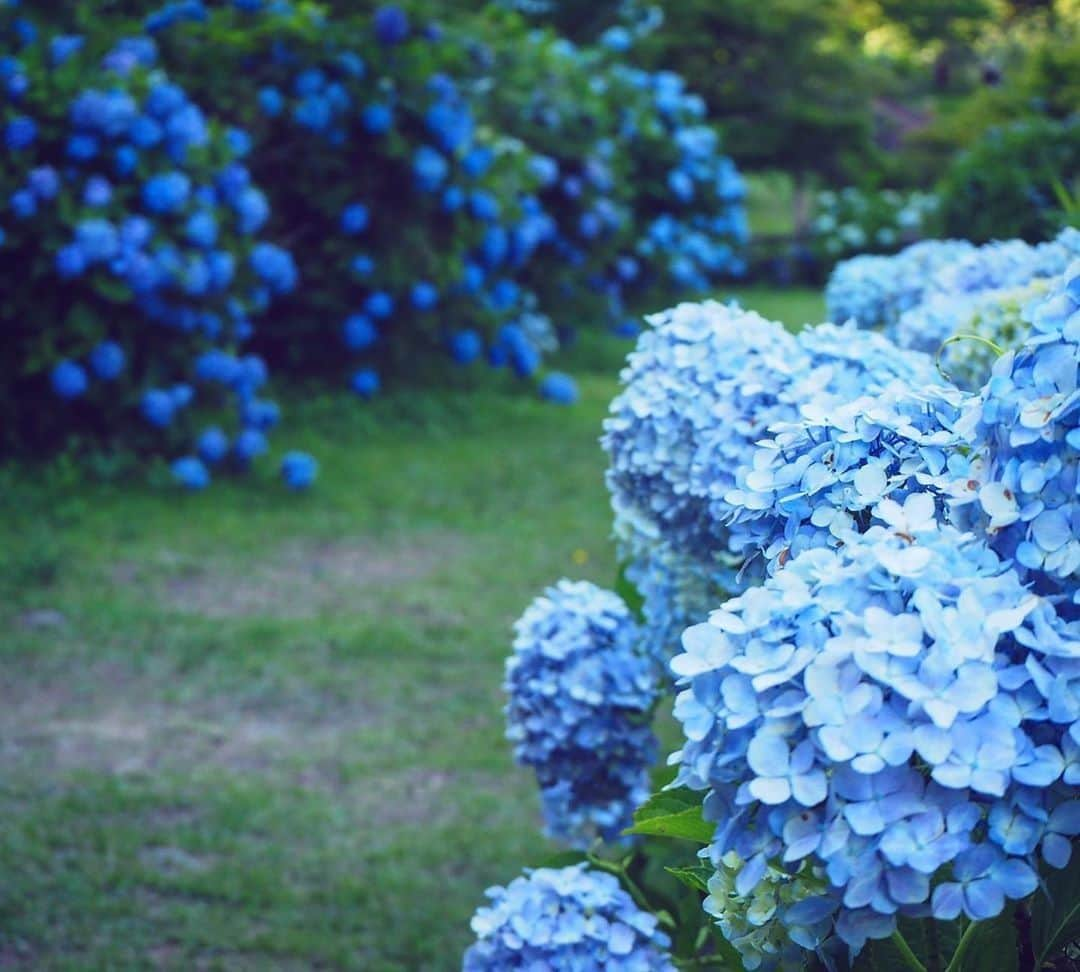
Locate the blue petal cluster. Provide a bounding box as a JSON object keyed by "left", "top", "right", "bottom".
{"left": 464, "top": 864, "right": 675, "bottom": 971}
{"left": 726, "top": 381, "right": 974, "bottom": 573}
{"left": 505, "top": 580, "right": 659, "bottom": 847}
{"left": 964, "top": 259, "right": 1080, "bottom": 604}
{"left": 671, "top": 516, "right": 1080, "bottom": 957}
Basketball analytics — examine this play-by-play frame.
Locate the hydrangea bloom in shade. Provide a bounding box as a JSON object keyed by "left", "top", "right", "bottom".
{"left": 172, "top": 455, "right": 210, "bottom": 490}
{"left": 51, "top": 360, "right": 88, "bottom": 399}
{"left": 726, "top": 381, "right": 974, "bottom": 574}
{"left": 449, "top": 329, "right": 482, "bottom": 365}
{"left": 234, "top": 428, "right": 267, "bottom": 463}
{"left": 373, "top": 6, "right": 410, "bottom": 46}
{"left": 963, "top": 260, "right": 1080, "bottom": 603}
{"left": 89, "top": 340, "right": 125, "bottom": 380}
{"left": 539, "top": 372, "right": 578, "bottom": 405}
{"left": 197, "top": 426, "right": 229, "bottom": 465}
{"left": 351, "top": 367, "right": 380, "bottom": 399}
{"left": 463, "top": 864, "right": 675, "bottom": 971}
{"left": 342, "top": 313, "right": 377, "bottom": 351}
{"left": 281, "top": 451, "right": 318, "bottom": 490}
{"left": 670, "top": 515, "right": 1080, "bottom": 960}
{"left": 505, "top": 580, "right": 658, "bottom": 847}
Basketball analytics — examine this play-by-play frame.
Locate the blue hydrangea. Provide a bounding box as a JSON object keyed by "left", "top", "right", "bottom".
{"left": 505, "top": 579, "right": 658, "bottom": 847}
{"left": 196, "top": 426, "right": 230, "bottom": 465}
{"left": 963, "top": 260, "right": 1080, "bottom": 604}
{"left": 172, "top": 455, "right": 210, "bottom": 490}
{"left": 249, "top": 242, "right": 298, "bottom": 293}
{"left": 89, "top": 340, "right": 125, "bottom": 380}
{"left": 280, "top": 451, "right": 318, "bottom": 490}
{"left": 142, "top": 170, "right": 191, "bottom": 213}
{"left": 539, "top": 372, "right": 578, "bottom": 405}
{"left": 825, "top": 239, "right": 976, "bottom": 331}
{"left": 51, "top": 360, "right": 88, "bottom": 399}
{"left": 340, "top": 202, "right": 369, "bottom": 235}
{"left": 671, "top": 517, "right": 1080, "bottom": 959}
{"left": 350, "top": 367, "right": 380, "bottom": 398}
{"left": 410, "top": 281, "right": 438, "bottom": 310}
{"left": 342, "top": 313, "right": 377, "bottom": 351}
{"left": 726, "top": 381, "right": 975, "bottom": 574}
{"left": 463, "top": 864, "right": 675, "bottom": 971}
{"left": 449, "top": 329, "right": 482, "bottom": 365}
{"left": 373, "top": 5, "right": 410, "bottom": 46}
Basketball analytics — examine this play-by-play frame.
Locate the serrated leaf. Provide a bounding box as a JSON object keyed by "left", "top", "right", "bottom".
{"left": 627, "top": 791, "right": 713, "bottom": 844}
{"left": 1032, "top": 845, "right": 1080, "bottom": 969}
{"left": 666, "top": 864, "right": 713, "bottom": 894}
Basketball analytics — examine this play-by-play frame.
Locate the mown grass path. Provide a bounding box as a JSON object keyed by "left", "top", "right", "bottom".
{"left": 0, "top": 288, "right": 822, "bottom": 970}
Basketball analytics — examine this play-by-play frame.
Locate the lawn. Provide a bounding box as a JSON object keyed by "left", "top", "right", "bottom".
{"left": 0, "top": 287, "right": 823, "bottom": 971}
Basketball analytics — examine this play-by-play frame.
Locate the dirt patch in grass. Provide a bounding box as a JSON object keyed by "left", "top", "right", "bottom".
{"left": 112, "top": 531, "right": 468, "bottom": 620}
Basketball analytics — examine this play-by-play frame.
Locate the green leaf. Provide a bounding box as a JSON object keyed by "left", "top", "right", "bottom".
{"left": 665, "top": 864, "right": 713, "bottom": 894}
{"left": 627, "top": 789, "right": 712, "bottom": 844}
{"left": 1032, "top": 845, "right": 1080, "bottom": 969}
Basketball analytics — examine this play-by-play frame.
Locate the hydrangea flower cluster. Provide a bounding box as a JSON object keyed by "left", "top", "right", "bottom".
{"left": 824, "top": 238, "right": 975, "bottom": 332}
{"left": 603, "top": 301, "right": 802, "bottom": 566}
{"left": 0, "top": 17, "right": 306, "bottom": 486}
{"left": 894, "top": 281, "right": 1048, "bottom": 390}
{"left": 463, "top": 864, "right": 675, "bottom": 970}
{"left": 504, "top": 580, "right": 659, "bottom": 847}
{"left": 603, "top": 304, "right": 941, "bottom": 661}
{"left": 963, "top": 259, "right": 1080, "bottom": 604}
{"left": 810, "top": 187, "right": 939, "bottom": 260}
{"left": 827, "top": 228, "right": 1079, "bottom": 352}
{"left": 671, "top": 515, "right": 1080, "bottom": 957}
{"left": 725, "top": 381, "right": 974, "bottom": 573}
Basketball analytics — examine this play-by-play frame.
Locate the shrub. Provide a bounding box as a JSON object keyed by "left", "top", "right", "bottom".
{"left": 937, "top": 116, "right": 1080, "bottom": 244}
{"left": 0, "top": 12, "right": 298, "bottom": 485}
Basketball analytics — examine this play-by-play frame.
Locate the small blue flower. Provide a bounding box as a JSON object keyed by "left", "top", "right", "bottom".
{"left": 539, "top": 372, "right": 579, "bottom": 405}
{"left": 5, "top": 115, "right": 35, "bottom": 149}
{"left": 449, "top": 329, "right": 482, "bottom": 365}
{"left": 141, "top": 389, "right": 175, "bottom": 427}
{"left": 342, "top": 313, "right": 377, "bottom": 351}
{"left": 410, "top": 281, "right": 438, "bottom": 311}
{"left": 197, "top": 427, "right": 230, "bottom": 465}
{"left": 235, "top": 428, "right": 268, "bottom": 463}
{"left": 281, "top": 451, "right": 318, "bottom": 490}
{"left": 258, "top": 86, "right": 284, "bottom": 117}
{"left": 373, "top": 5, "right": 409, "bottom": 45}
{"left": 89, "top": 341, "right": 125, "bottom": 380}
{"left": 364, "top": 291, "right": 393, "bottom": 319}
{"left": 172, "top": 456, "right": 210, "bottom": 490}
{"left": 361, "top": 103, "right": 392, "bottom": 134}
{"left": 51, "top": 360, "right": 88, "bottom": 399}
{"left": 350, "top": 368, "right": 381, "bottom": 399}
{"left": 142, "top": 171, "right": 191, "bottom": 214}
{"left": 83, "top": 175, "right": 112, "bottom": 207}
{"left": 340, "top": 202, "right": 369, "bottom": 235}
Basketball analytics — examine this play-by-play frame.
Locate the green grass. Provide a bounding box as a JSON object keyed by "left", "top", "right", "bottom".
{"left": 0, "top": 287, "right": 821, "bottom": 971}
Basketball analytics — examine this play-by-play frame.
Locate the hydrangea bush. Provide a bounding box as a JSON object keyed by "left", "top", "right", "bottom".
{"left": 472, "top": 247, "right": 1080, "bottom": 970}
{"left": 4, "top": 0, "right": 749, "bottom": 477}
{"left": 0, "top": 9, "right": 313, "bottom": 486}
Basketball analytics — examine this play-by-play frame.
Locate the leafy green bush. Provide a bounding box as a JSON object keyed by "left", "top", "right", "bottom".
{"left": 937, "top": 115, "right": 1080, "bottom": 243}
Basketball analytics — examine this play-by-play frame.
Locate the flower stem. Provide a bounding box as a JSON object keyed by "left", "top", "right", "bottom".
{"left": 891, "top": 930, "right": 928, "bottom": 972}
{"left": 943, "top": 920, "right": 980, "bottom": 972}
